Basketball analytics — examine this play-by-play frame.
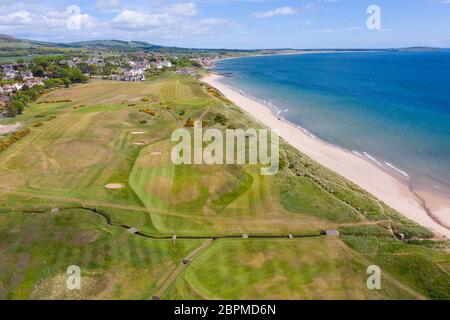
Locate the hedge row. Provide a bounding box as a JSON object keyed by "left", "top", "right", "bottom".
{"left": 0, "top": 128, "right": 31, "bottom": 153}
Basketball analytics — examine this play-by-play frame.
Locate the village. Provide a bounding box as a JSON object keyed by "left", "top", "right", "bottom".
{"left": 0, "top": 52, "right": 220, "bottom": 117}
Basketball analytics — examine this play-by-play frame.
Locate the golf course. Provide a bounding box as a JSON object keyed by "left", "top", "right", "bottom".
{"left": 0, "top": 73, "right": 449, "bottom": 300}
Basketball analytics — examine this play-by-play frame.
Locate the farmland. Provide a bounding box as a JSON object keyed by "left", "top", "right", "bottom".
{"left": 0, "top": 74, "right": 448, "bottom": 300}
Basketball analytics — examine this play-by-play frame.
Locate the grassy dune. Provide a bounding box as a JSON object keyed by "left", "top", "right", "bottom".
{"left": 0, "top": 74, "right": 448, "bottom": 299}
{"left": 164, "top": 238, "right": 423, "bottom": 300}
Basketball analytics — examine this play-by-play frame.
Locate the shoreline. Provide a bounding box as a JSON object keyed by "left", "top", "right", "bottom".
{"left": 209, "top": 49, "right": 393, "bottom": 68}
{"left": 202, "top": 73, "right": 450, "bottom": 238}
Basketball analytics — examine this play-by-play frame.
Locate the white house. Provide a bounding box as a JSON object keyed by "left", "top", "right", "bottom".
{"left": 13, "top": 83, "right": 24, "bottom": 91}
{"left": 4, "top": 70, "right": 17, "bottom": 80}
{"left": 161, "top": 60, "right": 172, "bottom": 68}
{"left": 20, "top": 71, "right": 33, "bottom": 80}
{"left": 156, "top": 60, "right": 173, "bottom": 69}
{"left": 2, "top": 85, "right": 13, "bottom": 94}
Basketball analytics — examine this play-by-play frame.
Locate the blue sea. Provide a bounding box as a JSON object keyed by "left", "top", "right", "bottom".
{"left": 214, "top": 51, "right": 450, "bottom": 196}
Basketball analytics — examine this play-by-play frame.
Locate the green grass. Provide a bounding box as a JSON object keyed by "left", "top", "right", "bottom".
{"left": 343, "top": 236, "right": 450, "bottom": 299}
{"left": 0, "top": 208, "right": 204, "bottom": 299}
{"left": 164, "top": 238, "right": 421, "bottom": 300}
{"left": 0, "top": 74, "right": 448, "bottom": 299}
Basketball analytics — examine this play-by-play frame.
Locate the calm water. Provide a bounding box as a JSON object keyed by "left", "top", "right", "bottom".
{"left": 214, "top": 51, "right": 450, "bottom": 195}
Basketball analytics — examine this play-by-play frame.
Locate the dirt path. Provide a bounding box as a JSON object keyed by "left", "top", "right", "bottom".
{"left": 165, "top": 109, "right": 180, "bottom": 127}
{"left": 151, "top": 239, "right": 215, "bottom": 299}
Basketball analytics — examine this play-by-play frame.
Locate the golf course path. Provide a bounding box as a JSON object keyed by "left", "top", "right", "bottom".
{"left": 151, "top": 239, "right": 215, "bottom": 300}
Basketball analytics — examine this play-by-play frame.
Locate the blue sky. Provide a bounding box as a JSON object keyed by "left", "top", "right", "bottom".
{"left": 0, "top": 0, "right": 449, "bottom": 49}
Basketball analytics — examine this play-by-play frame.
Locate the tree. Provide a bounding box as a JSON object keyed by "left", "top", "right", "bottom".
{"left": 30, "top": 65, "right": 45, "bottom": 77}
{"left": 68, "top": 68, "right": 88, "bottom": 83}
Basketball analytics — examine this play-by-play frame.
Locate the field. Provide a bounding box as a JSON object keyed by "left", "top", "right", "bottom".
{"left": 0, "top": 74, "right": 448, "bottom": 300}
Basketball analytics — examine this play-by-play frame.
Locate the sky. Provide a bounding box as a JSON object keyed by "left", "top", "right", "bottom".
{"left": 0, "top": 0, "right": 449, "bottom": 49}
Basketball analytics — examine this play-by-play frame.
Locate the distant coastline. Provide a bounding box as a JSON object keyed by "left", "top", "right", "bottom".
{"left": 202, "top": 73, "right": 450, "bottom": 238}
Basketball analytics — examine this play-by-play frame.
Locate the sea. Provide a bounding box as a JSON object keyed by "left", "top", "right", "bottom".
{"left": 213, "top": 51, "right": 450, "bottom": 196}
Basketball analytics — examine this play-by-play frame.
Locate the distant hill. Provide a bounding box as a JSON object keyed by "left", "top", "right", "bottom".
{"left": 0, "top": 35, "right": 42, "bottom": 49}
{"left": 0, "top": 36, "right": 255, "bottom": 55}
{"left": 61, "top": 40, "right": 163, "bottom": 51}
{"left": 398, "top": 47, "right": 444, "bottom": 52}
{"left": 0, "top": 35, "right": 447, "bottom": 57}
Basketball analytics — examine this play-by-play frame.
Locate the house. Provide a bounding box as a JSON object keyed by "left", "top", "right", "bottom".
{"left": 110, "top": 70, "right": 145, "bottom": 82}
{"left": 110, "top": 74, "right": 122, "bottom": 81}
{"left": 26, "top": 78, "right": 44, "bottom": 87}
{"left": 59, "top": 59, "right": 77, "bottom": 68}
{"left": 86, "top": 58, "right": 105, "bottom": 68}
{"left": 155, "top": 60, "right": 172, "bottom": 69}
{"left": 176, "top": 68, "right": 196, "bottom": 76}
{"left": 13, "top": 83, "right": 24, "bottom": 91}
{"left": 25, "top": 79, "right": 43, "bottom": 88}
{"left": 4, "top": 70, "right": 17, "bottom": 80}
{"left": 2, "top": 85, "right": 13, "bottom": 94}
{"left": 20, "top": 71, "right": 33, "bottom": 80}
{"left": 162, "top": 60, "right": 172, "bottom": 68}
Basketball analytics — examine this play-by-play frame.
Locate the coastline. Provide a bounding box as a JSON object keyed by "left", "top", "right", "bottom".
{"left": 202, "top": 73, "right": 450, "bottom": 238}
{"left": 209, "top": 50, "right": 390, "bottom": 68}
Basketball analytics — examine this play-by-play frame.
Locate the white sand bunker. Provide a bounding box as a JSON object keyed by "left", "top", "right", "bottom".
{"left": 150, "top": 151, "right": 162, "bottom": 156}
{"left": 0, "top": 123, "right": 21, "bottom": 135}
{"left": 131, "top": 131, "right": 145, "bottom": 135}
{"left": 132, "top": 141, "right": 146, "bottom": 145}
{"left": 105, "top": 183, "right": 123, "bottom": 189}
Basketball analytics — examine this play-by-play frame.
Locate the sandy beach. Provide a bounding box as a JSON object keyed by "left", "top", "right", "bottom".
{"left": 203, "top": 74, "right": 450, "bottom": 238}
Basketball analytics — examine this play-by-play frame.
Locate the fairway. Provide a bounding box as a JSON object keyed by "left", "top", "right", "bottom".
{"left": 0, "top": 74, "right": 449, "bottom": 300}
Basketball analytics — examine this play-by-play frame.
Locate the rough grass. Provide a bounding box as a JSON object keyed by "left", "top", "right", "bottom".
{"left": 164, "top": 238, "right": 421, "bottom": 300}
{"left": 0, "top": 208, "right": 204, "bottom": 300}
{"left": 0, "top": 74, "right": 448, "bottom": 300}
{"left": 343, "top": 236, "right": 450, "bottom": 299}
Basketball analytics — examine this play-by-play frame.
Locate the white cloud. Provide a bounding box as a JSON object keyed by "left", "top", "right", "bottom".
{"left": 0, "top": 8, "right": 98, "bottom": 34}
{"left": 164, "top": 2, "right": 198, "bottom": 16}
{"left": 252, "top": 6, "right": 297, "bottom": 19}
{"left": 0, "top": 10, "right": 34, "bottom": 25}
{"left": 111, "top": 10, "right": 175, "bottom": 28}
{"left": 95, "top": 0, "right": 122, "bottom": 10}
{"left": 0, "top": 2, "right": 238, "bottom": 43}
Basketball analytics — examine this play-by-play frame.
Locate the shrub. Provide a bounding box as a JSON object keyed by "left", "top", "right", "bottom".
{"left": 0, "top": 128, "right": 31, "bottom": 153}
{"left": 185, "top": 118, "right": 195, "bottom": 127}
{"left": 213, "top": 113, "right": 227, "bottom": 125}
{"left": 139, "top": 108, "right": 156, "bottom": 116}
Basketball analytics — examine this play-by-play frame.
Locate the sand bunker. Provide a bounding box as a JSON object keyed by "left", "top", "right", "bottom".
{"left": 0, "top": 123, "right": 21, "bottom": 135}
{"left": 150, "top": 151, "right": 162, "bottom": 156}
{"left": 105, "top": 183, "right": 123, "bottom": 189}
{"left": 132, "top": 141, "right": 146, "bottom": 145}
{"left": 131, "top": 131, "right": 145, "bottom": 135}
